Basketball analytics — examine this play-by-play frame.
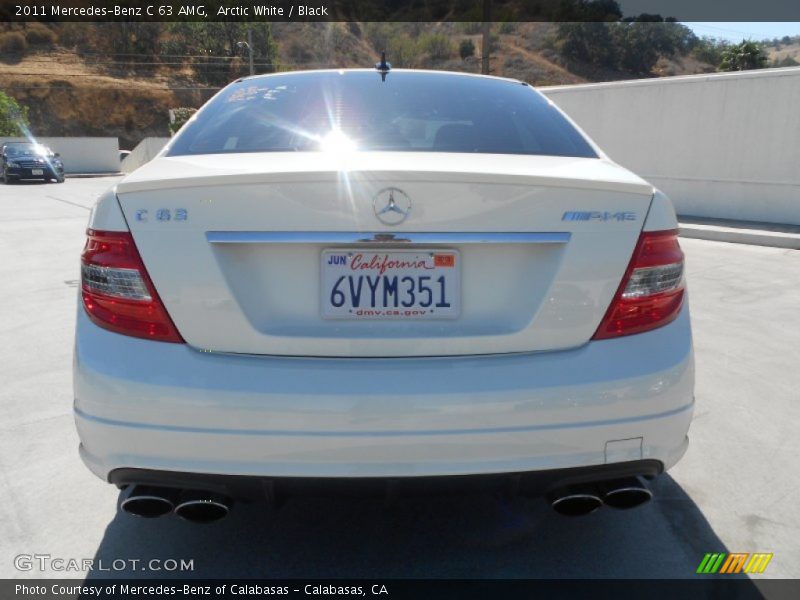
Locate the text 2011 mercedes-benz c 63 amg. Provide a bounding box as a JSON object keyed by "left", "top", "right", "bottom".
{"left": 74, "top": 68, "right": 693, "bottom": 522}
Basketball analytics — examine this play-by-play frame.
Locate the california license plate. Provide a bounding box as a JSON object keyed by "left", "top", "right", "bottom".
{"left": 31, "top": 169, "right": 44, "bottom": 175}
{"left": 321, "top": 249, "right": 460, "bottom": 319}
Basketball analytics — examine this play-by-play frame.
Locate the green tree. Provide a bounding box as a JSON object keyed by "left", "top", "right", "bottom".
{"left": 610, "top": 22, "right": 662, "bottom": 75}
{"left": 556, "top": 22, "right": 615, "bottom": 69}
{"left": 719, "top": 41, "right": 768, "bottom": 71}
{"left": 557, "top": 19, "right": 699, "bottom": 76}
{"left": 249, "top": 24, "right": 280, "bottom": 72}
{"left": 691, "top": 37, "right": 730, "bottom": 67}
{"left": 166, "top": 22, "right": 240, "bottom": 57}
{"left": 166, "top": 23, "right": 279, "bottom": 83}
{"left": 610, "top": 19, "right": 697, "bottom": 76}
{"left": 0, "top": 91, "right": 29, "bottom": 136}
{"left": 610, "top": 23, "right": 651, "bottom": 74}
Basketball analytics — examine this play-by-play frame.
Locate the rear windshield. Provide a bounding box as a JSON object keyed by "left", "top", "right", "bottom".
{"left": 168, "top": 71, "right": 597, "bottom": 158}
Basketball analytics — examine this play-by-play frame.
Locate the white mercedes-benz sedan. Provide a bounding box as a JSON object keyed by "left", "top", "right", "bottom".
{"left": 74, "top": 68, "right": 693, "bottom": 522}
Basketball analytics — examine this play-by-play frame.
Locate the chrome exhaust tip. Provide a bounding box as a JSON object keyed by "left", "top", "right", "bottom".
{"left": 601, "top": 477, "right": 653, "bottom": 510}
{"left": 120, "top": 485, "right": 177, "bottom": 518}
{"left": 549, "top": 487, "right": 603, "bottom": 517}
{"left": 174, "top": 491, "right": 231, "bottom": 524}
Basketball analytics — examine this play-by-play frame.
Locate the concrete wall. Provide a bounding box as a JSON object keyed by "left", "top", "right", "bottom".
{"left": 0, "top": 137, "right": 120, "bottom": 174}
{"left": 120, "top": 137, "right": 170, "bottom": 174}
{"left": 28, "top": 69, "right": 793, "bottom": 224}
{"left": 541, "top": 67, "right": 800, "bottom": 225}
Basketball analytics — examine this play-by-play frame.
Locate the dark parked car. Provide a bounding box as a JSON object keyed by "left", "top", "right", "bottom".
{"left": 1, "top": 142, "right": 65, "bottom": 183}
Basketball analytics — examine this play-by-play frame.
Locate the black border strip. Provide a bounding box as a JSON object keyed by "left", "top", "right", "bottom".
{"left": 1, "top": 1, "right": 799, "bottom": 23}
{"left": 3, "top": 579, "right": 800, "bottom": 600}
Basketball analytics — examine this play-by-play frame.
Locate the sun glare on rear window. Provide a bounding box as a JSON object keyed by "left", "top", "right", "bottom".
{"left": 168, "top": 71, "right": 597, "bottom": 158}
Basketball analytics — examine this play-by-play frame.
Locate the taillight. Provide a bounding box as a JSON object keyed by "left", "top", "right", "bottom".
{"left": 593, "top": 229, "right": 685, "bottom": 340}
{"left": 80, "top": 229, "right": 184, "bottom": 343}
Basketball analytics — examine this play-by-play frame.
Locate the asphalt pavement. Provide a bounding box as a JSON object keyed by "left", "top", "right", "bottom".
{"left": 0, "top": 177, "right": 797, "bottom": 580}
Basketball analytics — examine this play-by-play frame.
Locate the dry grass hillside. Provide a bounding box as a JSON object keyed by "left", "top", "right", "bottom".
{"left": 0, "top": 21, "right": 721, "bottom": 149}
{"left": 2, "top": 52, "right": 186, "bottom": 144}
{"left": 766, "top": 38, "right": 800, "bottom": 66}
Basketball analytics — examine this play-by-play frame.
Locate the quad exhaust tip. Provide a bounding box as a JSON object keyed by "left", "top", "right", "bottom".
{"left": 174, "top": 491, "right": 232, "bottom": 524}
{"left": 549, "top": 487, "right": 603, "bottom": 517}
{"left": 548, "top": 476, "right": 653, "bottom": 516}
{"left": 120, "top": 485, "right": 178, "bottom": 518}
{"left": 121, "top": 477, "right": 650, "bottom": 521}
{"left": 121, "top": 486, "right": 232, "bottom": 523}
{"left": 601, "top": 477, "right": 653, "bottom": 510}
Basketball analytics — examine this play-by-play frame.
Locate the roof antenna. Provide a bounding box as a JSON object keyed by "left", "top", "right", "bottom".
{"left": 375, "top": 51, "right": 391, "bottom": 82}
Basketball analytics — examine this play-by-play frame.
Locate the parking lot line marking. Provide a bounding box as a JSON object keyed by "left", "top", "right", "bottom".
{"left": 45, "top": 194, "right": 91, "bottom": 211}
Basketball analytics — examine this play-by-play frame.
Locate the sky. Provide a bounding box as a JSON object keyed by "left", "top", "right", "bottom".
{"left": 683, "top": 22, "right": 800, "bottom": 42}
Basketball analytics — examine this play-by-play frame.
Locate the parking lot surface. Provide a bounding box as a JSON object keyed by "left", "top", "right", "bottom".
{"left": 1, "top": 178, "right": 798, "bottom": 579}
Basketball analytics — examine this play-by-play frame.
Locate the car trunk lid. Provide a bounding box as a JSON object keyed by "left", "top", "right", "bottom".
{"left": 116, "top": 152, "right": 653, "bottom": 357}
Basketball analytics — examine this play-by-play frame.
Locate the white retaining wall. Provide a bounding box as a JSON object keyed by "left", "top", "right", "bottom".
{"left": 70, "top": 68, "right": 800, "bottom": 225}
{"left": 541, "top": 67, "right": 800, "bottom": 225}
{"left": 120, "top": 137, "right": 170, "bottom": 174}
{"left": 0, "top": 137, "right": 120, "bottom": 174}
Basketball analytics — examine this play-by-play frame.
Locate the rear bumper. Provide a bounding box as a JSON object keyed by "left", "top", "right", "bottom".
{"left": 74, "top": 305, "right": 694, "bottom": 481}
{"left": 108, "top": 460, "right": 665, "bottom": 502}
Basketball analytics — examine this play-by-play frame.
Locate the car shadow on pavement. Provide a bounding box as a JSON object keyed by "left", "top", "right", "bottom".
{"left": 86, "top": 474, "right": 744, "bottom": 579}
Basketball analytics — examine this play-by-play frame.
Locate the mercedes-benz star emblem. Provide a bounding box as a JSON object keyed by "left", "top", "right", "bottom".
{"left": 373, "top": 188, "right": 411, "bottom": 225}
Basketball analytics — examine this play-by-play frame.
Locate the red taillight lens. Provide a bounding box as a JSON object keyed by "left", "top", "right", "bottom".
{"left": 593, "top": 229, "right": 685, "bottom": 340}
{"left": 80, "top": 229, "right": 184, "bottom": 343}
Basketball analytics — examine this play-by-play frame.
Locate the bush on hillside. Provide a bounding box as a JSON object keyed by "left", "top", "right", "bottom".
{"left": 418, "top": 33, "right": 454, "bottom": 61}
{"left": 719, "top": 40, "right": 768, "bottom": 71}
{"left": 385, "top": 35, "right": 419, "bottom": 68}
{"left": 0, "top": 91, "right": 30, "bottom": 136}
{"left": 691, "top": 37, "right": 730, "bottom": 67}
{"left": 459, "top": 38, "right": 476, "bottom": 60}
{"left": 24, "top": 23, "right": 57, "bottom": 46}
{"left": 0, "top": 31, "right": 28, "bottom": 55}
{"left": 498, "top": 22, "right": 517, "bottom": 34}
